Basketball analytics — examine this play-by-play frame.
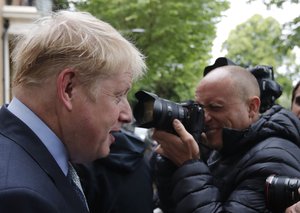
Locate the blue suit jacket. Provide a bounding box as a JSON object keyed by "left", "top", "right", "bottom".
{"left": 0, "top": 106, "right": 89, "bottom": 213}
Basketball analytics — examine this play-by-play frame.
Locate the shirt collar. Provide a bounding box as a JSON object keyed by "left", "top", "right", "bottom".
{"left": 7, "top": 97, "right": 69, "bottom": 175}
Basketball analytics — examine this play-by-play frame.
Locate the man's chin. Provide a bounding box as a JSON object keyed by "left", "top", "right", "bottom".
{"left": 97, "top": 147, "right": 110, "bottom": 159}
{"left": 109, "top": 133, "right": 116, "bottom": 144}
{"left": 96, "top": 136, "right": 114, "bottom": 159}
{"left": 206, "top": 135, "right": 222, "bottom": 150}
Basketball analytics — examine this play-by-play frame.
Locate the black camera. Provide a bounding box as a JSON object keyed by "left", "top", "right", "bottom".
{"left": 265, "top": 174, "right": 300, "bottom": 212}
{"left": 133, "top": 90, "right": 205, "bottom": 143}
{"left": 248, "top": 65, "right": 282, "bottom": 113}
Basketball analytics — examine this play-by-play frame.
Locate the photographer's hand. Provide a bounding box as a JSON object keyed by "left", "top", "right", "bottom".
{"left": 285, "top": 201, "right": 300, "bottom": 213}
{"left": 153, "top": 119, "right": 200, "bottom": 166}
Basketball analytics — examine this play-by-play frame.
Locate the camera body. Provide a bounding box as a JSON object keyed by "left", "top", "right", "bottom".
{"left": 133, "top": 90, "right": 205, "bottom": 143}
{"left": 248, "top": 65, "right": 282, "bottom": 113}
{"left": 265, "top": 175, "right": 300, "bottom": 212}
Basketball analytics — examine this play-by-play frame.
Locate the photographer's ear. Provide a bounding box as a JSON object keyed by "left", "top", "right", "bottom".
{"left": 248, "top": 96, "right": 260, "bottom": 120}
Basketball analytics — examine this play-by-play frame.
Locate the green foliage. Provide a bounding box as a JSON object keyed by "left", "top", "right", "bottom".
{"left": 222, "top": 14, "right": 300, "bottom": 108}
{"left": 283, "top": 15, "right": 300, "bottom": 48}
{"left": 52, "top": 0, "right": 70, "bottom": 11}
{"left": 248, "top": 0, "right": 300, "bottom": 51}
{"left": 247, "top": 0, "right": 299, "bottom": 8}
{"left": 75, "top": 0, "right": 229, "bottom": 103}
{"left": 246, "top": 0, "right": 300, "bottom": 108}
{"left": 223, "top": 15, "right": 285, "bottom": 67}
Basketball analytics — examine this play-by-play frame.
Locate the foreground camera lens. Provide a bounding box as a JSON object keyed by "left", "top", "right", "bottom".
{"left": 265, "top": 175, "right": 300, "bottom": 212}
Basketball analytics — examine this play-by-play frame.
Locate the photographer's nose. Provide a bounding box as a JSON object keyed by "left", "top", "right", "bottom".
{"left": 204, "top": 110, "right": 212, "bottom": 123}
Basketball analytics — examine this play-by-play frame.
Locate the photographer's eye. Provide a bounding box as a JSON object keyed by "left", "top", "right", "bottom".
{"left": 200, "top": 103, "right": 223, "bottom": 112}
{"left": 207, "top": 104, "right": 223, "bottom": 112}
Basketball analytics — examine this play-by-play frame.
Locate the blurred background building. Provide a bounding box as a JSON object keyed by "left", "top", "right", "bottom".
{"left": 0, "top": 0, "right": 53, "bottom": 105}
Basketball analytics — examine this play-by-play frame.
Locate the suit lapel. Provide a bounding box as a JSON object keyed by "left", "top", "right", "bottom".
{"left": 0, "top": 106, "right": 88, "bottom": 213}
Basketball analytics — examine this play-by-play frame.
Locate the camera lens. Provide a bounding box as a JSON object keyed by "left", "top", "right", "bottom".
{"left": 133, "top": 90, "right": 205, "bottom": 144}
{"left": 133, "top": 90, "right": 186, "bottom": 133}
{"left": 134, "top": 99, "right": 155, "bottom": 124}
{"left": 265, "top": 175, "right": 300, "bottom": 212}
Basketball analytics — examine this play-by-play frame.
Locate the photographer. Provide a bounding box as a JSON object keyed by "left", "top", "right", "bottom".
{"left": 282, "top": 81, "right": 300, "bottom": 213}
{"left": 151, "top": 64, "right": 300, "bottom": 212}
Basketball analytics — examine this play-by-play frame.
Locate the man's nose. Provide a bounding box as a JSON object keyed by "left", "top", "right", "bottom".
{"left": 120, "top": 100, "right": 133, "bottom": 123}
{"left": 204, "top": 110, "right": 212, "bottom": 123}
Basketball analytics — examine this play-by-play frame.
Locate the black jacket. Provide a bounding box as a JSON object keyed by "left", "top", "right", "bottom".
{"left": 77, "top": 129, "right": 154, "bottom": 213}
{"left": 155, "top": 105, "right": 300, "bottom": 213}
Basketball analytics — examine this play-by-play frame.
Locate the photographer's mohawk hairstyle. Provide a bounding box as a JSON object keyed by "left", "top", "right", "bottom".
{"left": 204, "top": 57, "right": 236, "bottom": 76}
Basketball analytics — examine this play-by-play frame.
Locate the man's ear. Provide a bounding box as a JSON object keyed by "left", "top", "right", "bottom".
{"left": 57, "top": 68, "right": 75, "bottom": 111}
{"left": 248, "top": 96, "right": 261, "bottom": 119}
